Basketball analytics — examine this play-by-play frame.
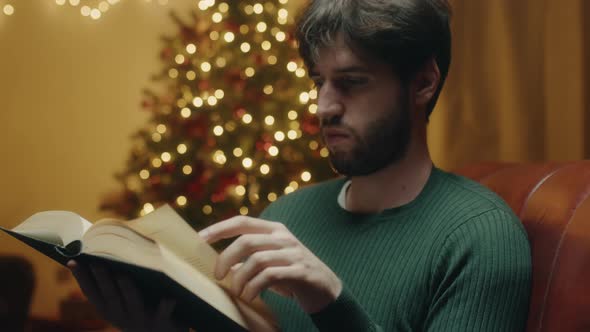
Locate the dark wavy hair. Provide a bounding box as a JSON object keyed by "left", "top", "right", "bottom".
{"left": 296, "top": 0, "right": 452, "bottom": 119}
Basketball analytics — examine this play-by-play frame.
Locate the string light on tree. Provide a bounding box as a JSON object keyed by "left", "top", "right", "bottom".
{"left": 242, "top": 114, "right": 253, "bottom": 124}
{"left": 235, "top": 185, "right": 246, "bottom": 196}
{"left": 301, "top": 171, "right": 312, "bottom": 182}
{"left": 3, "top": 4, "right": 14, "bottom": 16}
{"left": 52, "top": 0, "right": 144, "bottom": 20}
{"left": 309, "top": 104, "right": 318, "bottom": 114}
{"left": 139, "top": 170, "right": 150, "bottom": 180}
{"left": 177, "top": 144, "right": 188, "bottom": 154}
{"left": 176, "top": 196, "right": 188, "bottom": 206}
{"left": 182, "top": 165, "right": 193, "bottom": 175}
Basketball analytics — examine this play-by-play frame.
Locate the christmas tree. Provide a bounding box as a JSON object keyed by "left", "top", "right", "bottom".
{"left": 101, "top": 0, "right": 335, "bottom": 228}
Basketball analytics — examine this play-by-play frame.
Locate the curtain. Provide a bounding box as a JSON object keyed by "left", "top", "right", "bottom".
{"left": 429, "top": 0, "right": 588, "bottom": 169}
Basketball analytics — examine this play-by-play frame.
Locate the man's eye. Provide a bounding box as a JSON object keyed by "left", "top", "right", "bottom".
{"left": 336, "top": 77, "right": 367, "bottom": 90}
{"left": 342, "top": 78, "right": 367, "bottom": 86}
{"left": 312, "top": 80, "right": 324, "bottom": 89}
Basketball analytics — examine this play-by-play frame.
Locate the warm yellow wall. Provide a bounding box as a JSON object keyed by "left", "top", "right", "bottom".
{"left": 0, "top": 0, "right": 196, "bottom": 318}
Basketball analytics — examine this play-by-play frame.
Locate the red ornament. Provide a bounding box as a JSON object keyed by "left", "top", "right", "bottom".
{"left": 262, "top": 133, "right": 273, "bottom": 142}
{"left": 225, "top": 22, "right": 240, "bottom": 33}
{"left": 287, "top": 32, "right": 295, "bottom": 42}
{"left": 220, "top": 211, "right": 236, "bottom": 220}
{"left": 233, "top": 80, "right": 247, "bottom": 92}
{"left": 234, "top": 107, "right": 247, "bottom": 118}
{"left": 224, "top": 69, "right": 242, "bottom": 83}
{"left": 198, "top": 80, "right": 210, "bottom": 91}
{"left": 245, "top": 89, "right": 262, "bottom": 102}
{"left": 186, "top": 117, "right": 208, "bottom": 138}
{"left": 141, "top": 100, "right": 152, "bottom": 110}
{"left": 302, "top": 115, "right": 320, "bottom": 135}
{"left": 164, "top": 164, "right": 176, "bottom": 173}
{"left": 218, "top": 173, "right": 240, "bottom": 188}
{"left": 199, "top": 169, "right": 212, "bottom": 184}
{"left": 180, "top": 27, "right": 195, "bottom": 42}
{"left": 207, "top": 137, "right": 216, "bottom": 147}
{"left": 211, "top": 192, "right": 226, "bottom": 203}
{"left": 209, "top": 172, "right": 239, "bottom": 203}
{"left": 187, "top": 180, "right": 205, "bottom": 200}
{"left": 160, "top": 47, "right": 173, "bottom": 60}
{"left": 149, "top": 175, "right": 162, "bottom": 185}
{"left": 148, "top": 176, "right": 163, "bottom": 192}
{"left": 254, "top": 54, "right": 264, "bottom": 65}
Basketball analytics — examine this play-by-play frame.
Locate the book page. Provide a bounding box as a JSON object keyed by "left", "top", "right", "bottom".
{"left": 82, "top": 231, "right": 273, "bottom": 331}
{"left": 82, "top": 223, "right": 163, "bottom": 271}
{"left": 158, "top": 244, "right": 250, "bottom": 329}
{"left": 121, "top": 205, "right": 224, "bottom": 285}
{"left": 84, "top": 205, "right": 273, "bottom": 323}
{"left": 11, "top": 210, "right": 92, "bottom": 246}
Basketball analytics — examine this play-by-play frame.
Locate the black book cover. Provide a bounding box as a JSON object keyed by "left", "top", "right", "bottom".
{"left": 0, "top": 228, "right": 249, "bottom": 331}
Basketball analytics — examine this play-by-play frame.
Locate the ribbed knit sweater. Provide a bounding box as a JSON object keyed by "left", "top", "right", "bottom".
{"left": 260, "top": 167, "right": 531, "bottom": 331}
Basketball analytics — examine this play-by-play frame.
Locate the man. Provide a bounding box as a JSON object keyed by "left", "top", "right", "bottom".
{"left": 69, "top": 0, "right": 532, "bottom": 331}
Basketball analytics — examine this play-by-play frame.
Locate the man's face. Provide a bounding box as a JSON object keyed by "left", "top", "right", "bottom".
{"left": 310, "top": 35, "right": 412, "bottom": 176}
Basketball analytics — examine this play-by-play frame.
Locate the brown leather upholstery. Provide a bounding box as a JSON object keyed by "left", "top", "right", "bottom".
{"left": 455, "top": 161, "right": 590, "bottom": 332}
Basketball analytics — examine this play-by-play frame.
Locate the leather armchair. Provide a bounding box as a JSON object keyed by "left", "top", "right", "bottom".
{"left": 456, "top": 161, "right": 590, "bottom": 332}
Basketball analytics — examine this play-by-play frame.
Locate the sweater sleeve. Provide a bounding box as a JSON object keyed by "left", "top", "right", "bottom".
{"left": 309, "top": 287, "right": 383, "bottom": 332}
{"left": 424, "top": 209, "right": 532, "bottom": 331}
{"left": 260, "top": 202, "right": 383, "bottom": 332}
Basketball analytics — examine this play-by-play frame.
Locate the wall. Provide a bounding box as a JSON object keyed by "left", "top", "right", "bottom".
{"left": 0, "top": 0, "right": 192, "bottom": 318}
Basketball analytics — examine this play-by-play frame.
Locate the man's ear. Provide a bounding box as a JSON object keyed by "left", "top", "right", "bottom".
{"left": 412, "top": 58, "right": 441, "bottom": 109}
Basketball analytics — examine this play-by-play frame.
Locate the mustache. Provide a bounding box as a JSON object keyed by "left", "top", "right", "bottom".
{"left": 320, "top": 116, "right": 357, "bottom": 137}
{"left": 320, "top": 115, "right": 342, "bottom": 128}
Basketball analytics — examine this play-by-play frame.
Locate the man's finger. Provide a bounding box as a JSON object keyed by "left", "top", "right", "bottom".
{"left": 199, "top": 216, "right": 279, "bottom": 243}
{"left": 241, "top": 265, "right": 301, "bottom": 302}
{"left": 215, "top": 234, "right": 283, "bottom": 279}
{"left": 231, "top": 249, "right": 293, "bottom": 297}
{"left": 230, "top": 262, "right": 244, "bottom": 272}
{"left": 269, "top": 285, "right": 294, "bottom": 298}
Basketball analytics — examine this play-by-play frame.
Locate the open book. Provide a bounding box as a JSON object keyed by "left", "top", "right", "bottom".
{"left": 0, "top": 205, "right": 278, "bottom": 332}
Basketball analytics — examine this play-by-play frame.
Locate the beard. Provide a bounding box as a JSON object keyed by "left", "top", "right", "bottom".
{"left": 321, "top": 94, "right": 412, "bottom": 177}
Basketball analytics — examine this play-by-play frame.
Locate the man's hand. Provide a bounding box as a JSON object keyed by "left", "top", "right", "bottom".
{"left": 67, "top": 260, "right": 187, "bottom": 332}
{"left": 199, "top": 216, "right": 342, "bottom": 314}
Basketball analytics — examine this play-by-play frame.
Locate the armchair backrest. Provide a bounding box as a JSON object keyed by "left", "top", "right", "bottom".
{"left": 455, "top": 161, "right": 590, "bottom": 332}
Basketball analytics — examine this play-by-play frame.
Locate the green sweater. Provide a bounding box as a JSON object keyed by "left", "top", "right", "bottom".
{"left": 259, "top": 167, "right": 531, "bottom": 331}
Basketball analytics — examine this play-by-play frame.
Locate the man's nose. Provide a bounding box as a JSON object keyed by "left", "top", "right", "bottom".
{"left": 317, "top": 85, "right": 344, "bottom": 120}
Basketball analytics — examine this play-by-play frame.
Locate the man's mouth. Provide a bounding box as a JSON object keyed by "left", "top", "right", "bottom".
{"left": 322, "top": 128, "right": 352, "bottom": 146}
